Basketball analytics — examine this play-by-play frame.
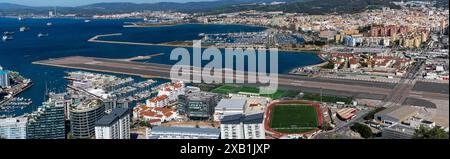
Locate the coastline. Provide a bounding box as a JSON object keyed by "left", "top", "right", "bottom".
{"left": 88, "top": 31, "right": 324, "bottom": 72}
{"left": 89, "top": 33, "right": 321, "bottom": 54}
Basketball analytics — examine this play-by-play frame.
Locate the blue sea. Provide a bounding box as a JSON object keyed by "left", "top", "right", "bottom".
{"left": 0, "top": 17, "right": 321, "bottom": 116}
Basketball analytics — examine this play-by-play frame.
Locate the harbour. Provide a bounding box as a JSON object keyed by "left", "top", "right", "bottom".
{"left": 0, "top": 17, "right": 321, "bottom": 116}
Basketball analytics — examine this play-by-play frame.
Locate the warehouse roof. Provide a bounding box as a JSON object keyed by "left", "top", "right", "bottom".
{"left": 375, "top": 106, "right": 419, "bottom": 122}
{"left": 215, "top": 99, "right": 247, "bottom": 110}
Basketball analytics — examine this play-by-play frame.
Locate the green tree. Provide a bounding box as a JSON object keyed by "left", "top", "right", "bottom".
{"left": 351, "top": 123, "right": 373, "bottom": 139}
{"left": 139, "top": 121, "right": 152, "bottom": 127}
{"left": 414, "top": 126, "right": 449, "bottom": 139}
{"left": 67, "top": 132, "right": 74, "bottom": 139}
{"left": 322, "top": 61, "right": 335, "bottom": 69}
{"left": 364, "top": 107, "right": 386, "bottom": 120}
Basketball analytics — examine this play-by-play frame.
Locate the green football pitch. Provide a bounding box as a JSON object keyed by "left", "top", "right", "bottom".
{"left": 269, "top": 104, "right": 319, "bottom": 133}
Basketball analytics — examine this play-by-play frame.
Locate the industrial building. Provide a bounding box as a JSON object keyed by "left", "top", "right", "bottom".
{"left": 382, "top": 124, "right": 416, "bottom": 139}
{"left": 374, "top": 106, "right": 420, "bottom": 125}
{"left": 214, "top": 99, "right": 247, "bottom": 121}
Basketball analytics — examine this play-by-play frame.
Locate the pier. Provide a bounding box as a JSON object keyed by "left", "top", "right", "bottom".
{"left": 88, "top": 33, "right": 193, "bottom": 47}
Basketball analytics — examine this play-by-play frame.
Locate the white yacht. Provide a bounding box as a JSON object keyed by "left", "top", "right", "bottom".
{"left": 2, "top": 35, "right": 13, "bottom": 41}
{"left": 38, "top": 33, "right": 49, "bottom": 38}
{"left": 19, "top": 27, "right": 30, "bottom": 32}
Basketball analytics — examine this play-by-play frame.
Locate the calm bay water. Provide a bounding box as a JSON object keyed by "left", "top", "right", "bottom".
{"left": 0, "top": 17, "right": 321, "bottom": 116}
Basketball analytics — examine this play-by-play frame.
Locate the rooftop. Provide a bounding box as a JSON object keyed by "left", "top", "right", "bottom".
{"left": 376, "top": 106, "right": 420, "bottom": 121}
{"left": 151, "top": 126, "right": 220, "bottom": 135}
{"left": 95, "top": 108, "right": 130, "bottom": 127}
{"left": 215, "top": 99, "right": 247, "bottom": 110}
{"left": 386, "top": 124, "right": 416, "bottom": 135}
{"left": 187, "top": 92, "right": 218, "bottom": 99}
{"left": 221, "top": 114, "right": 243, "bottom": 125}
{"left": 71, "top": 99, "right": 104, "bottom": 112}
{"left": 220, "top": 113, "right": 264, "bottom": 125}
{"left": 243, "top": 113, "right": 264, "bottom": 124}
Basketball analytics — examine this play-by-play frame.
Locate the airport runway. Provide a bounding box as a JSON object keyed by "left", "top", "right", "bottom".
{"left": 33, "top": 56, "right": 448, "bottom": 103}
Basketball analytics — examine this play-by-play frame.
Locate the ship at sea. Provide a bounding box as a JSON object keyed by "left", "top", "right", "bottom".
{"left": 46, "top": 22, "right": 53, "bottom": 26}
{"left": 19, "top": 27, "right": 31, "bottom": 32}
{"left": 2, "top": 35, "right": 13, "bottom": 41}
{"left": 3, "top": 31, "right": 15, "bottom": 35}
{"left": 38, "top": 33, "right": 49, "bottom": 38}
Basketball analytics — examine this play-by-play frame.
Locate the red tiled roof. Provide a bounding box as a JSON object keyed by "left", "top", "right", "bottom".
{"left": 349, "top": 59, "right": 360, "bottom": 65}
{"left": 164, "top": 112, "right": 173, "bottom": 117}
{"left": 140, "top": 111, "right": 156, "bottom": 117}
{"left": 154, "top": 107, "right": 174, "bottom": 113}
{"left": 150, "top": 95, "right": 169, "bottom": 103}
{"left": 173, "top": 82, "right": 183, "bottom": 88}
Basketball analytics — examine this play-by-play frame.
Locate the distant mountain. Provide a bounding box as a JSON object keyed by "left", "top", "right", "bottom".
{"left": 0, "top": 0, "right": 299, "bottom": 15}
{"left": 204, "top": 0, "right": 404, "bottom": 15}
{"left": 0, "top": 3, "right": 31, "bottom": 9}
{"left": 78, "top": 0, "right": 299, "bottom": 12}
{"left": 1, "top": 0, "right": 443, "bottom": 16}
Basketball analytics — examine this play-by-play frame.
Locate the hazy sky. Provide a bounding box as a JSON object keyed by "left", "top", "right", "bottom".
{"left": 0, "top": 0, "right": 216, "bottom": 7}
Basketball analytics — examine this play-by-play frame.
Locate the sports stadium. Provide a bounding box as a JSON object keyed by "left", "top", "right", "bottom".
{"left": 264, "top": 100, "right": 323, "bottom": 138}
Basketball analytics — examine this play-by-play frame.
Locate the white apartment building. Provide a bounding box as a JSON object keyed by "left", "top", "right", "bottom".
{"left": 95, "top": 108, "right": 131, "bottom": 139}
{"left": 220, "top": 114, "right": 244, "bottom": 139}
{"left": 0, "top": 116, "right": 27, "bottom": 139}
{"left": 243, "top": 113, "right": 266, "bottom": 139}
{"left": 220, "top": 113, "right": 265, "bottom": 139}
{"left": 146, "top": 95, "right": 169, "bottom": 108}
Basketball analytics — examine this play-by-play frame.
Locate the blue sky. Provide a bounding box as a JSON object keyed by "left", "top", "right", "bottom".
{"left": 0, "top": 0, "right": 215, "bottom": 7}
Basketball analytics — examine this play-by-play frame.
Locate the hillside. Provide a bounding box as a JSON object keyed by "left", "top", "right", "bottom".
{"left": 203, "top": 0, "right": 405, "bottom": 15}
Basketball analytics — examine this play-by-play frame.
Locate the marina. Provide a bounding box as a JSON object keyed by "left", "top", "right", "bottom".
{"left": 0, "top": 97, "right": 33, "bottom": 113}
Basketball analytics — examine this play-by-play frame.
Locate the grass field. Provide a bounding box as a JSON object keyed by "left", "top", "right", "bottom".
{"left": 211, "top": 85, "right": 298, "bottom": 99}
{"left": 269, "top": 104, "right": 319, "bottom": 133}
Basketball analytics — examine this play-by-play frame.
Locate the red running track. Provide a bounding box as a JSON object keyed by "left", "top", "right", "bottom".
{"left": 264, "top": 100, "right": 323, "bottom": 138}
